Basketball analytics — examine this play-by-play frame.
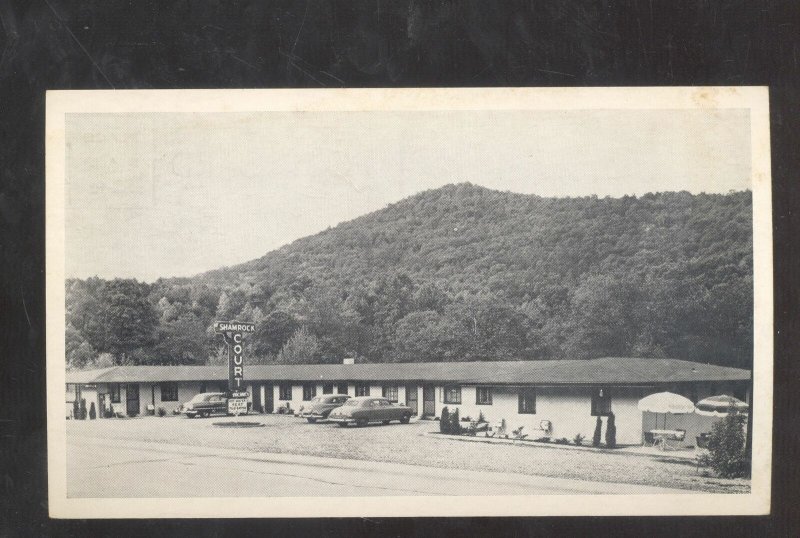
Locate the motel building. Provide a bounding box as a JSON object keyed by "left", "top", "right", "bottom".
{"left": 65, "top": 357, "right": 750, "bottom": 447}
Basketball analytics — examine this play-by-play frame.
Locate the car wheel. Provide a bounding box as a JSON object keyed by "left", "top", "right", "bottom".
{"left": 400, "top": 415, "right": 410, "bottom": 424}
{"left": 186, "top": 414, "right": 195, "bottom": 419}
{"left": 307, "top": 418, "right": 317, "bottom": 424}
{"left": 382, "top": 420, "right": 390, "bottom": 425}
{"left": 356, "top": 419, "right": 368, "bottom": 427}
{"left": 337, "top": 422, "right": 348, "bottom": 428}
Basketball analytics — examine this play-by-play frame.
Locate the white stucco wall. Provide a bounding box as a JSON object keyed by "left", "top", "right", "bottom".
{"left": 430, "top": 385, "right": 649, "bottom": 445}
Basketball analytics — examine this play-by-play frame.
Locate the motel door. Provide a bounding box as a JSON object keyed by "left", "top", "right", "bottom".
{"left": 422, "top": 385, "right": 435, "bottom": 417}
{"left": 125, "top": 384, "right": 140, "bottom": 416}
{"left": 252, "top": 384, "right": 262, "bottom": 413}
{"left": 264, "top": 384, "right": 274, "bottom": 413}
{"left": 406, "top": 385, "right": 418, "bottom": 415}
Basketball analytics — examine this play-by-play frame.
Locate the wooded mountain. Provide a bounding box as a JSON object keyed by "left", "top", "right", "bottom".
{"left": 66, "top": 183, "right": 753, "bottom": 370}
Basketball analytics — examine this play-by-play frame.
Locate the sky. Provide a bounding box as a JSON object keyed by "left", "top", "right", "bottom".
{"left": 65, "top": 109, "right": 751, "bottom": 282}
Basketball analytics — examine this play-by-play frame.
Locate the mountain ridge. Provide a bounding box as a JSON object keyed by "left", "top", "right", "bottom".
{"left": 66, "top": 183, "right": 753, "bottom": 370}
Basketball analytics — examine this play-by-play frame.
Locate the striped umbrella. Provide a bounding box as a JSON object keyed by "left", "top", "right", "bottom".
{"left": 695, "top": 394, "right": 748, "bottom": 417}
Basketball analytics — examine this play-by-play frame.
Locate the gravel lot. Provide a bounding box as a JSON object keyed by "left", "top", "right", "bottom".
{"left": 66, "top": 414, "right": 749, "bottom": 494}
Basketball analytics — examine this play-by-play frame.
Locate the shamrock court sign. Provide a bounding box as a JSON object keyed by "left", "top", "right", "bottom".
{"left": 214, "top": 321, "right": 256, "bottom": 416}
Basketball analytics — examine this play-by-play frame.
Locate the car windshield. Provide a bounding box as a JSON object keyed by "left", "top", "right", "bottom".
{"left": 342, "top": 399, "right": 360, "bottom": 407}
{"left": 311, "top": 396, "right": 322, "bottom": 402}
{"left": 189, "top": 393, "right": 212, "bottom": 403}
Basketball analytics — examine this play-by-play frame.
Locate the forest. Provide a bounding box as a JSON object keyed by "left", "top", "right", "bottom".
{"left": 65, "top": 183, "right": 753, "bottom": 371}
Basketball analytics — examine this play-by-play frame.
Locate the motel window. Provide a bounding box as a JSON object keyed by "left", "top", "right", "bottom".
{"left": 303, "top": 384, "right": 317, "bottom": 401}
{"left": 337, "top": 383, "right": 349, "bottom": 395}
{"left": 109, "top": 383, "right": 121, "bottom": 403}
{"left": 279, "top": 383, "right": 292, "bottom": 400}
{"left": 161, "top": 382, "right": 179, "bottom": 402}
{"left": 382, "top": 385, "right": 398, "bottom": 402}
{"left": 476, "top": 387, "right": 493, "bottom": 405}
{"left": 355, "top": 383, "right": 370, "bottom": 397}
{"left": 322, "top": 383, "right": 334, "bottom": 394}
{"left": 591, "top": 390, "right": 612, "bottom": 416}
{"left": 518, "top": 388, "right": 536, "bottom": 414}
{"left": 444, "top": 386, "right": 462, "bottom": 405}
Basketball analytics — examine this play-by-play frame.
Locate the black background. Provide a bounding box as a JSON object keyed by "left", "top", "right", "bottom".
{"left": 1, "top": 0, "right": 798, "bottom": 536}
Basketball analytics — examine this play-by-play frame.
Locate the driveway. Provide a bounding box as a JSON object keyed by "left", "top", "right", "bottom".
{"left": 67, "top": 434, "right": 688, "bottom": 497}
{"left": 65, "top": 414, "right": 749, "bottom": 494}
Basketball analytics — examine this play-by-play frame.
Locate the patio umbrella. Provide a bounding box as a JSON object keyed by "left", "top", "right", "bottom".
{"left": 695, "top": 394, "right": 748, "bottom": 417}
{"left": 637, "top": 391, "right": 695, "bottom": 429}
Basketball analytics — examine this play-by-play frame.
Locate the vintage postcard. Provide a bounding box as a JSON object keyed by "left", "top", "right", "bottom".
{"left": 46, "top": 87, "right": 772, "bottom": 518}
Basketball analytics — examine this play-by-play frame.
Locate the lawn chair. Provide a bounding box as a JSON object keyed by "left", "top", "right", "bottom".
{"left": 488, "top": 419, "right": 508, "bottom": 438}
{"left": 511, "top": 426, "right": 528, "bottom": 442}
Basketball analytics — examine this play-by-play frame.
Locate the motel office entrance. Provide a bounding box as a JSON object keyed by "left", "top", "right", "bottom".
{"left": 252, "top": 383, "right": 274, "bottom": 413}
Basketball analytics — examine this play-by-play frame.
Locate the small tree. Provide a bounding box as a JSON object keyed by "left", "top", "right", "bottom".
{"left": 701, "top": 411, "right": 749, "bottom": 478}
{"left": 440, "top": 407, "right": 450, "bottom": 433}
{"left": 89, "top": 402, "right": 97, "bottom": 420}
{"left": 605, "top": 413, "right": 616, "bottom": 448}
{"left": 79, "top": 399, "right": 87, "bottom": 420}
{"left": 477, "top": 410, "right": 486, "bottom": 424}
{"left": 450, "top": 408, "right": 461, "bottom": 434}
{"left": 592, "top": 416, "right": 602, "bottom": 447}
{"left": 72, "top": 399, "right": 80, "bottom": 420}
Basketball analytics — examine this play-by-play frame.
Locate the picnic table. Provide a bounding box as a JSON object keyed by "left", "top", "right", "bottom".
{"left": 647, "top": 429, "right": 686, "bottom": 450}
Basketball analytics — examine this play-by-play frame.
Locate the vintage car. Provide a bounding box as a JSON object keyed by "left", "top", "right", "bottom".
{"left": 298, "top": 394, "right": 352, "bottom": 423}
{"left": 180, "top": 392, "right": 234, "bottom": 418}
{"left": 327, "top": 396, "right": 413, "bottom": 427}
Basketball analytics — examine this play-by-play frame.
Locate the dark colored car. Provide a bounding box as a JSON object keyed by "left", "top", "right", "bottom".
{"left": 181, "top": 392, "right": 231, "bottom": 418}
{"left": 298, "top": 394, "right": 352, "bottom": 423}
{"left": 328, "top": 396, "right": 413, "bottom": 427}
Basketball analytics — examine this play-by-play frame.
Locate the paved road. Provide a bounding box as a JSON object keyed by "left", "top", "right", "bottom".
{"left": 66, "top": 434, "right": 688, "bottom": 497}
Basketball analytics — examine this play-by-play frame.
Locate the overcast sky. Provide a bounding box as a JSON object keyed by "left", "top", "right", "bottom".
{"left": 65, "top": 109, "right": 751, "bottom": 282}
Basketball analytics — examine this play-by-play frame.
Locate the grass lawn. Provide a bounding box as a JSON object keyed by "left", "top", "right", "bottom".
{"left": 66, "top": 414, "right": 749, "bottom": 494}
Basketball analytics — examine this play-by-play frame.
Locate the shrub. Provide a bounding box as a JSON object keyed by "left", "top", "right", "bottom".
{"left": 104, "top": 408, "right": 114, "bottom": 419}
{"left": 477, "top": 411, "right": 487, "bottom": 424}
{"left": 534, "top": 437, "right": 550, "bottom": 443}
{"left": 605, "top": 413, "right": 617, "bottom": 448}
{"left": 461, "top": 416, "right": 471, "bottom": 422}
{"left": 592, "top": 416, "right": 602, "bottom": 447}
{"left": 450, "top": 408, "right": 461, "bottom": 434}
{"left": 573, "top": 433, "right": 585, "bottom": 446}
{"left": 157, "top": 407, "right": 167, "bottom": 417}
{"left": 89, "top": 402, "right": 96, "bottom": 420}
{"left": 440, "top": 407, "right": 450, "bottom": 433}
{"left": 72, "top": 400, "right": 80, "bottom": 420}
{"left": 554, "top": 437, "right": 570, "bottom": 445}
{"left": 79, "top": 399, "right": 87, "bottom": 420}
{"left": 700, "top": 412, "right": 750, "bottom": 478}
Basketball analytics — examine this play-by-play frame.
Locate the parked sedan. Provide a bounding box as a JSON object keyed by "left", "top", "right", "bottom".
{"left": 180, "top": 392, "right": 230, "bottom": 418}
{"left": 298, "top": 394, "right": 352, "bottom": 423}
{"left": 328, "top": 396, "right": 413, "bottom": 427}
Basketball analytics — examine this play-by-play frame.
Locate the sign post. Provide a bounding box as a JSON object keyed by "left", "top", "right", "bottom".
{"left": 214, "top": 320, "right": 256, "bottom": 416}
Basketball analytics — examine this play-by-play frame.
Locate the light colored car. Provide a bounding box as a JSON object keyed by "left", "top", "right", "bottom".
{"left": 328, "top": 396, "right": 413, "bottom": 427}
{"left": 298, "top": 394, "right": 352, "bottom": 423}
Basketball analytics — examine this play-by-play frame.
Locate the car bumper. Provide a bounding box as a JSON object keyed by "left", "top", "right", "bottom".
{"left": 327, "top": 416, "right": 356, "bottom": 424}
{"left": 299, "top": 412, "right": 327, "bottom": 420}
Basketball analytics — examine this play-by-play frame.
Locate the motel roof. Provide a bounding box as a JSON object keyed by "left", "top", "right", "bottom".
{"left": 66, "top": 358, "right": 750, "bottom": 386}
